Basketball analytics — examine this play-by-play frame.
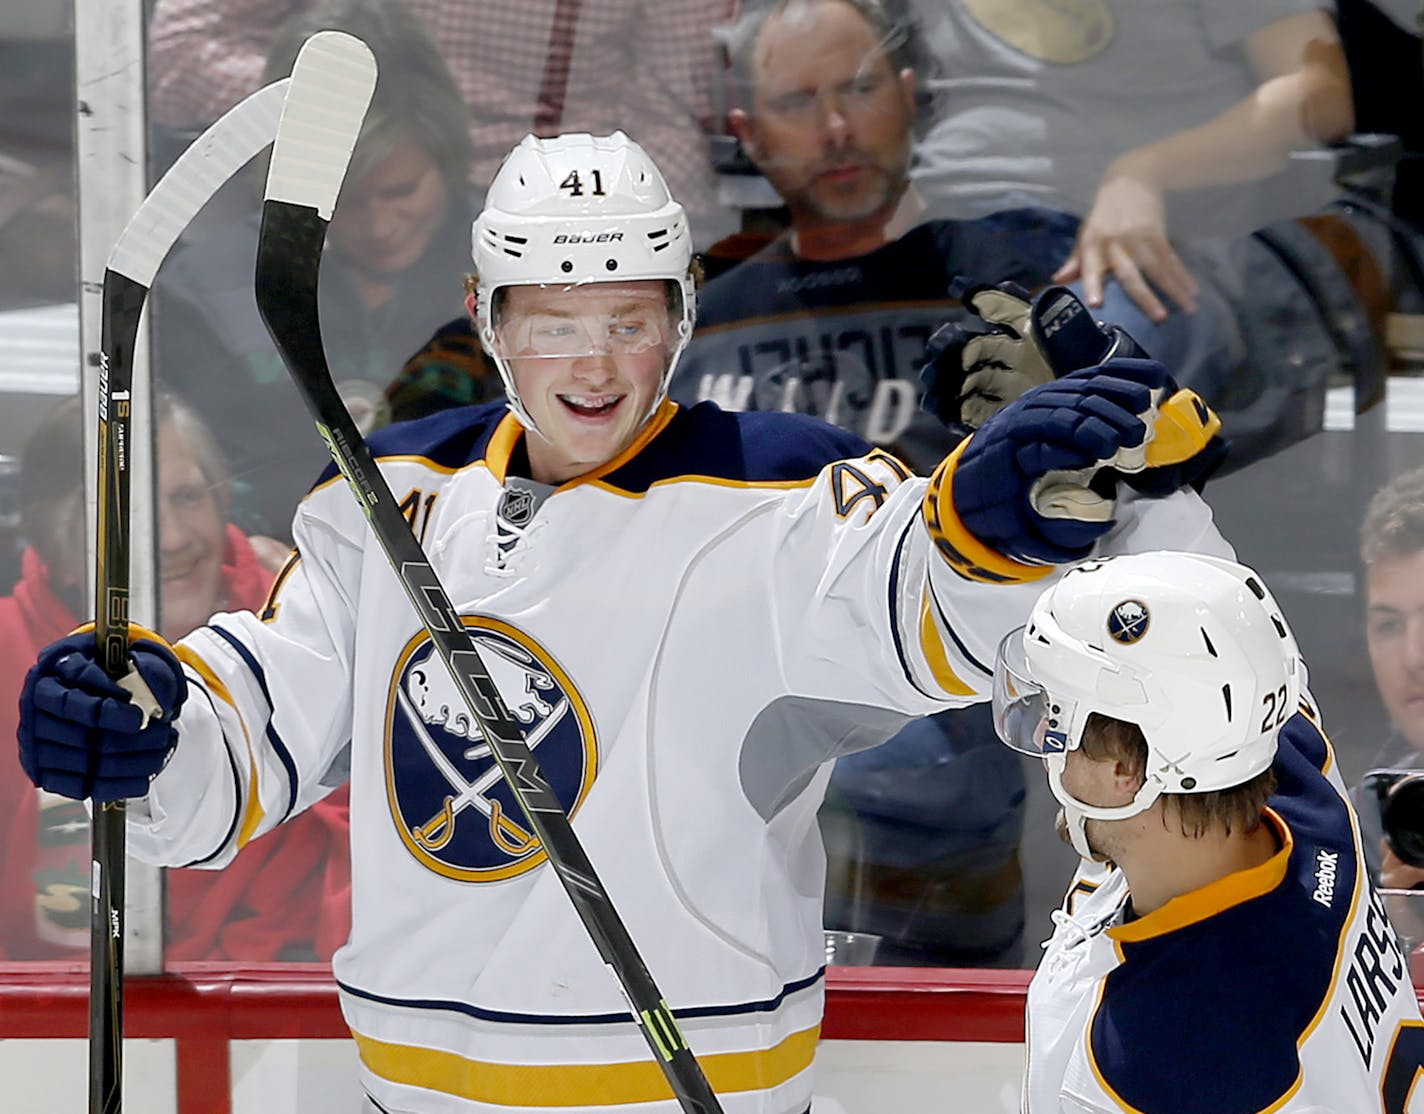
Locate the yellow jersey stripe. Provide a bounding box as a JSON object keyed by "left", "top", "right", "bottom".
{"left": 173, "top": 643, "right": 267, "bottom": 848}
{"left": 1109, "top": 809, "right": 1293, "bottom": 942}
{"left": 917, "top": 592, "right": 975, "bottom": 696}
{"left": 352, "top": 1023, "right": 819, "bottom": 1107}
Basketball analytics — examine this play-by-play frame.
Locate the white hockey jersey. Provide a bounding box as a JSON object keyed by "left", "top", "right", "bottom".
{"left": 1024, "top": 709, "right": 1424, "bottom": 1114}
{"left": 126, "top": 399, "right": 1230, "bottom": 1114}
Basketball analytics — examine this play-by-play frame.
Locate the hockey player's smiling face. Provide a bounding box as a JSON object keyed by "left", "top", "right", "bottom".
{"left": 499, "top": 281, "right": 674, "bottom": 484}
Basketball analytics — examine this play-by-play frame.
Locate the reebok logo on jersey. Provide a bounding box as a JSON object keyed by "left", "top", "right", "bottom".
{"left": 1313, "top": 849, "right": 1339, "bottom": 907}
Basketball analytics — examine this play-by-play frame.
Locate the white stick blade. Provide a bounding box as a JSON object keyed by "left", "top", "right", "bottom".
{"left": 106, "top": 78, "right": 290, "bottom": 286}
{"left": 264, "top": 31, "right": 378, "bottom": 220}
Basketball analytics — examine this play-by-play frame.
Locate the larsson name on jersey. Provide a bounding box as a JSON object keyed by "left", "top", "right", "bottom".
{"left": 1341, "top": 884, "right": 1409, "bottom": 1068}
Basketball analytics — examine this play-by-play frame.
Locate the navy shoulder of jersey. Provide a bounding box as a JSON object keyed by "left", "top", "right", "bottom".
{"left": 1088, "top": 713, "right": 1359, "bottom": 1114}
{"left": 313, "top": 400, "right": 509, "bottom": 487}
{"left": 600, "top": 401, "right": 874, "bottom": 494}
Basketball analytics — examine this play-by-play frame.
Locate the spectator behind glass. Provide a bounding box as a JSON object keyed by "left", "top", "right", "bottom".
{"left": 689, "top": 0, "right": 1391, "bottom": 473}
{"left": 672, "top": 0, "right": 1045, "bottom": 966}
{"left": 1355, "top": 465, "right": 1424, "bottom": 890}
{"left": 145, "top": 0, "right": 735, "bottom": 250}
{"left": 675, "top": 0, "right": 1271, "bottom": 473}
{"left": 153, "top": 0, "right": 475, "bottom": 539}
{"left": 673, "top": 0, "right": 1047, "bottom": 475}
{"left": 0, "top": 394, "right": 350, "bottom": 961}
{"left": 909, "top": 0, "right": 1356, "bottom": 315}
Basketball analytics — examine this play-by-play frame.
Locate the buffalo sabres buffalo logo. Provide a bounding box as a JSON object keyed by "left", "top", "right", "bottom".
{"left": 1106, "top": 599, "right": 1150, "bottom": 645}
{"left": 385, "top": 617, "right": 598, "bottom": 882}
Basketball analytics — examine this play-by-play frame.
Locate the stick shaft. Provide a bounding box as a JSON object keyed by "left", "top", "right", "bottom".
{"left": 91, "top": 265, "right": 145, "bottom": 1114}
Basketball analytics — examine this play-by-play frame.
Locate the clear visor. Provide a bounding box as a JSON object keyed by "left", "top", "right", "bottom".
{"left": 490, "top": 282, "right": 681, "bottom": 360}
{"left": 991, "top": 627, "right": 1078, "bottom": 756}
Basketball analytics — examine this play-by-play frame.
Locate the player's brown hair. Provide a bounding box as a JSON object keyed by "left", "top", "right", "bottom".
{"left": 1080, "top": 712, "right": 1276, "bottom": 839}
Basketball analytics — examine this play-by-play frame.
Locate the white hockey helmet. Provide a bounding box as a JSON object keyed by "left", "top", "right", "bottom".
{"left": 471, "top": 132, "right": 697, "bottom": 432}
{"left": 992, "top": 552, "right": 1301, "bottom": 852}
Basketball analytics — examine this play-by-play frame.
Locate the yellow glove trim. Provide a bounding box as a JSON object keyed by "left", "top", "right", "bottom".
{"left": 923, "top": 438, "right": 1053, "bottom": 585}
{"left": 68, "top": 621, "right": 174, "bottom": 650}
{"left": 1145, "top": 389, "right": 1222, "bottom": 469}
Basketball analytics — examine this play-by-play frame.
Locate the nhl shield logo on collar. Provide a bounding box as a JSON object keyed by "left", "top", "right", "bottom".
{"left": 498, "top": 486, "right": 537, "bottom": 526}
{"left": 1106, "top": 599, "right": 1150, "bottom": 645}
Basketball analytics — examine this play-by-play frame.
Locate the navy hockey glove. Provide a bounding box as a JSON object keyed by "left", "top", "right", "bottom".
{"left": 920, "top": 282, "right": 1228, "bottom": 492}
{"left": 919, "top": 283, "right": 1150, "bottom": 431}
{"left": 932, "top": 360, "right": 1170, "bottom": 572}
{"left": 18, "top": 630, "right": 187, "bottom": 802}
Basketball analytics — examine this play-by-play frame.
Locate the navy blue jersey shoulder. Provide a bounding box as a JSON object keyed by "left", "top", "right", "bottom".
{"left": 600, "top": 402, "right": 873, "bottom": 494}
{"left": 1090, "top": 714, "right": 1357, "bottom": 1114}
{"left": 314, "top": 400, "right": 508, "bottom": 487}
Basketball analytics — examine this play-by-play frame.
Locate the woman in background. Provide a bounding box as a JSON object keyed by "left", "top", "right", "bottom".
{"left": 0, "top": 393, "right": 350, "bottom": 961}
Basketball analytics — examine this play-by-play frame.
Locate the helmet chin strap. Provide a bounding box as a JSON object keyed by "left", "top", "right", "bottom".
{"left": 1046, "top": 752, "right": 1164, "bottom": 862}
{"left": 1057, "top": 804, "right": 1106, "bottom": 863}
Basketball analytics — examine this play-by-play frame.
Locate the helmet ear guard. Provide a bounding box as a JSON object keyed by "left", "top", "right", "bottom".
{"left": 993, "top": 551, "right": 1301, "bottom": 811}
{"left": 470, "top": 132, "right": 697, "bottom": 432}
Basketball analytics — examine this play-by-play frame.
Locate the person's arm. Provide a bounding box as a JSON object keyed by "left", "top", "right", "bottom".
{"left": 1056, "top": 10, "right": 1355, "bottom": 321}
{"left": 147, "top": 0, "right": 297, "bottom": 130}
{"left": 766, "top": 361, "right": 1216, "bottom": 723}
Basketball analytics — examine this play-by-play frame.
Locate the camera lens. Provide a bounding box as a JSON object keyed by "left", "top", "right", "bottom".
{"left": 1383, "top": 775, "right": 1424, "bottom": 869}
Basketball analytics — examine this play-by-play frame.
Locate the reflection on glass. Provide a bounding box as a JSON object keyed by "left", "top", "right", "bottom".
{"left": 0, "top": 0, "right": 1387, "bottom": 978}
{"left": 0, "top": 395, "right": 349, "bottom": 962}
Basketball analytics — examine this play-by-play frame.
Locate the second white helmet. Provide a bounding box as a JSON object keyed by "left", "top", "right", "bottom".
{"left": 993, "top": 551, "right": 1301, "bottom": 829}
{"left": 471, "top": 132, "right": 697, "bottom": 431}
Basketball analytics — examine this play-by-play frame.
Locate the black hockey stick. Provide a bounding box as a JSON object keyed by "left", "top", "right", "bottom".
{"left": 255, "top": 32, "right": 724, "bottom": 1114}
{"left": 91, "top": 77, "right": 290, "bottom": 1114}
